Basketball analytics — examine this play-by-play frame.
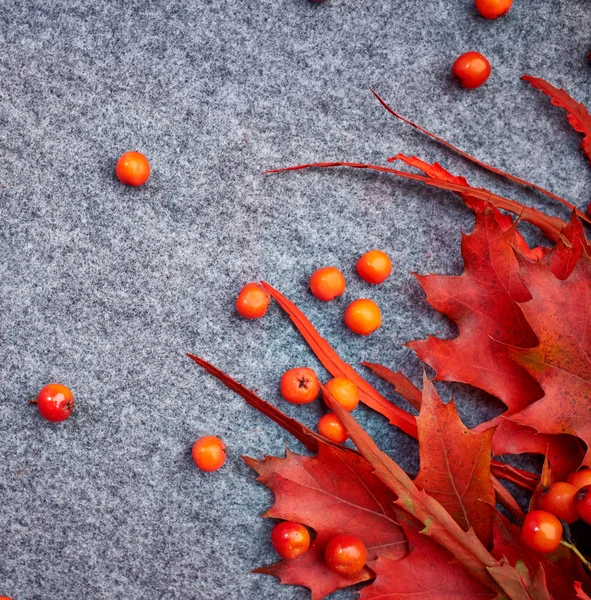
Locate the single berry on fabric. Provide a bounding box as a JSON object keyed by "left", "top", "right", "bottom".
{"left": 520, "top": 510, "right": 563, "bottom": 554}
{"left": 280, "top": 368, "right": 320, "bottom": 404}
{"left": 452, "top": 52, "right": 491, "bottom": 89}
{"left": 539, "top": 482, "right": 579, "bottom": 524}
{"left": 309, "top": 266, "right": 346, "bottom": 301}
{"left": 317, "top": 412, "right": 348, "bottom": 443}
{"left": 356, "top": 250, "right": 392, "bottom": 284}
{"left": 568, "top": 467, "right": 591, "bottom": 490}
{"left": 34, "top": 383, "right": 75, "bottom": 422}
{"left": 344, "top": 298, "right": 382, "bottom": 335}
{"left": 192, "top": 436, "right": 226, "bottom": 472}
{"left": 236, "top": 282, "right": 270, "bottom": 319}
{"left": 475, "top": 0, "right": 512, "bottom": 19}
{"left": 271, "top": 522, "right": 311, "bottom": 559}
{"left": 323, "top": 377, "right": 359, "bottom": 412}
{"left": 115, "top": 151, "right": 151, "bottom": 186}
{"left": 324, "top": 533, "right": 367, "bottom": 576}
{"left": 575, "top": 485, "right": 591, "bottom": 525}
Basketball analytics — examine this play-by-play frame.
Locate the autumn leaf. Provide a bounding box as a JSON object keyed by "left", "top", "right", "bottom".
{"left": 359, "top": 512, "right": 495, "bottom": 600}
{"left": 323, "top": 384, "right": 552, "bottom": 598}
{"left": 413, "top": 378, "right": 496, "bottom": 546}
{"left": 407, "top": 208, "right": 542, "bottom": 416}
{"left": 369, "top": 88, "right": 590, "bottom": 224}
{"left": 245, "top": 444, "right": 407, "bottom": 599}
{"left": 522, "top": 75, "right": 591, "bottom": 164}
{"left": 189, "top": 355, "right": 407, "bottom": 599}
{"left": 508, "top": 252, "right": 591, "bottom": 465}
{"left": 362, "top": 362, "right": 422, "bottom": 411}
{"left": 576, "top": 582, "right": 591, "bottom": 600}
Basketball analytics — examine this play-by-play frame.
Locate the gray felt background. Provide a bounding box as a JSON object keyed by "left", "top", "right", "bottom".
{"left": 1, "top": 0, "right": 590, "bottom": 598}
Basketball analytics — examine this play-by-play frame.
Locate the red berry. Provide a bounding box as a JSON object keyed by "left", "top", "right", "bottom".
{"left": 271, "top": 522, "right": 311, "bottom": 559}
{"left": 317, "top": 412, "right": 348, "bottom": 443}
{"left": 520, "top": 510, "right": 563, "bottom": 554}
{"left": 324, "top": 533, "right": 367, "bottom": 577}
{"left": 568, "top": 467, "right": 591, "bottom": 490}
{"left": 280, "top": 368, "right": 320, "bottom": 405}
{"left": 575, "top": 485, "right": 591, "bottom": 525}
{"left": 309, "top": 266, "right": 346, "bottom": 302}
{"left": 452, "top": 52, "right": 491, "bottom": 89}
{"left": 116, "top": 151, "right": 150, "bottom": 186}
{"left": 192, "top": 436, "right": 226, "bottom": 472}
{"left": 236, "top": 282, "right": 270, "bottom": 319}
{"left": 35, "top": 383, "right": 75, "bottom": 422}
{"left": 539, "top": 482, "right": 579, "bottom": 524}
{"left": 475, "top": 0, "right": 512, "bottom": 19}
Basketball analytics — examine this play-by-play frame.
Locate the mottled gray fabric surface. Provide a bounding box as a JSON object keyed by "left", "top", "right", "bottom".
{"left": 1, "top": 1, "right": 590, "bottom": 598}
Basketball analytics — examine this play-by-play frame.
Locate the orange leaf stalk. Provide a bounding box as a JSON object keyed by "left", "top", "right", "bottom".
{"left": 369, "top": 88, "right": 591, "bottom": 225}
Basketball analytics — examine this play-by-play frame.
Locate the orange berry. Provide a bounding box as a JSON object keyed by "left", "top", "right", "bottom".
{"left": 475, "top": 0, "right": 512, "bottom": 19}
{"left": 452, "top": 52, "right": 491, "bottom": 89}
{"left": 539, "top": 482, "right": 579, "bottom": 524}
{"left": 324, "top": 534, "right": 367, "bottom": 577}
{"left": 356, "top": 250, "right": 392, "bottom": 284}
{"left": 323, "top": 377, "right": 359, "bottom": 412}
{"left": 310, "top": 266, "right": 346, "bottom": 302}
{"left": 318, "top": 412, "right": 348, "bottom": 443}
{"left": 236, "top": 283, "right": 270, "bottom": 319}
{"left": 192, "top": 436, "right": 226, "bottom": 472}
{"left": 344, "top": 299, "right": 382, "bottom": 335}
{"left": 280, "top": 368, "right": 320, "bottom": 404}
{"left": 116, "top": 151, "right": 151, "bottom": 186}
{"left": 567, "top": 467, "right": 591, "bottom": 490}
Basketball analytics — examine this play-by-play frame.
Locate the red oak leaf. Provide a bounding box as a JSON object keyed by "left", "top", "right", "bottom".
{"left": 244, "top": 443, "right": 407, "bottom": 599}
{"left": 413, "top": 378, "right": 496, "bottom": 546}
{"left": 576, "top": 582, "right": 591, "bottom": 600}
{"left": 407, "top": 208, "right": 542, "bottom": 415}
{"left": 359, "top": 513, "right": 495, "bottom": 600}
{"left": 523, "top": 75, "right": 591, "bottom": 164}
{"left": 508, "top": 253, "right": 591, "bottom": 465}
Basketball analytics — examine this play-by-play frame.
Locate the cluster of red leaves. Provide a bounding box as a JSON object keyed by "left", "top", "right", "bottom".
{"left": 191, "top": 76, "right": 591, "bottom": 599}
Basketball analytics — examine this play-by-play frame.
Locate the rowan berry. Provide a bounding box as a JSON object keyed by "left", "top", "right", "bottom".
{"left": 324, "top": 533, "right": 367, "bottom": 577}
{"left": 539, "top": 482, "right": 579, "bottom": 524}
{"left": 323, "top": 377, "right": 359, "bottom": 412}
{"left": 115, "top": 151, "right": 150, "bottom": 186}
{"left": 280, "top": 368, "right": 319, "bottom": 404}
{"left": 520, "top": 510, "right": 563, "bottom": 554}
{"left": 575, "top": 485, "right": 591, "bottom": 525}
{"left": 344, "top": 299, "right": 381, "bottom": 335}
{"left": 271, "top": 522, "right": 311, "bottom": 559}
{"left": 192, "top": 436, "right": 226, "bottom": 472}
{"left": 309, "top": 267, "right": 346, "bottom": 302}
{"left": 34, "top": 383, "right": 75, "bottom": 422}
{"left": 475, "top": 0, "right": 512, "bottom": 19}
{"left": 356, "top": 250, "right": 392, "bottom": 284}
{"left": 236, "top": 283, "right": 270, "bottom": 319}
{"left": 452, "top": 52, "right": 491, "bottom": 89}
{"left": 567, "top": 467, "right": 591, "bottom": 490}
{"left": 317, "top": 412, "right": 348, "bottom": 443}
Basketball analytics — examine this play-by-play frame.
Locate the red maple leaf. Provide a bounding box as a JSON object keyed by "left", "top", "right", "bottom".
{"left": 508, "top": 252, "right": 591, "bottom": 465}
{"left": 413, "top": 377, "right": 495, "bottom": 546}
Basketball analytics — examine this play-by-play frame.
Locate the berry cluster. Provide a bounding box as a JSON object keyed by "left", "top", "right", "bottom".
{"left": 520, "top": 468, "right": 591, "bottom": 554}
